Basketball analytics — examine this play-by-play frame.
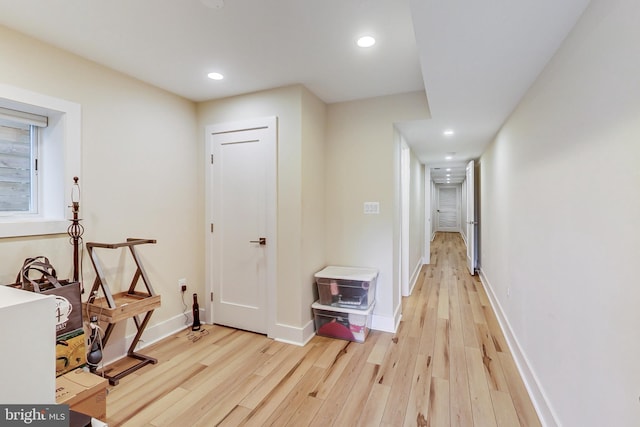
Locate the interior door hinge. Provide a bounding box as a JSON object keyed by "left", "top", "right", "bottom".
{"left": 210, "top": 223, "right": 214, "bottom": 233}
{"left": 210, "top": 292, "right": 213, "bottom": 302}
{"left": 210, "top": 154, "right": 214, "bottom": 164}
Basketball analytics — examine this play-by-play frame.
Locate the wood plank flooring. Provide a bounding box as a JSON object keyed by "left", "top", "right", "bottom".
{"left": 104, "top": 232, "right": 540, "bottom": 426}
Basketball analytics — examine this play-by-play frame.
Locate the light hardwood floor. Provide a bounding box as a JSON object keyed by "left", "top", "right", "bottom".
{"left": 104, "top": 232, "right": 541, "bottom": 426}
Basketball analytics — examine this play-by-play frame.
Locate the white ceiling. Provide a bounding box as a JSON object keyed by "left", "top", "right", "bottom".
{"left": 0, "top": 0, "right": 590, "bottom": 184}
{"left": 405, "top": 0, "right": 590, "bottom": 183}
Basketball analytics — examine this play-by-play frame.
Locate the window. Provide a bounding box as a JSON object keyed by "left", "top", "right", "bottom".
{"left": 0, "top": 84, "right": 81, "bottom": 238}
{"left": 0, "top": 108, "right": 47, "bottom": 214}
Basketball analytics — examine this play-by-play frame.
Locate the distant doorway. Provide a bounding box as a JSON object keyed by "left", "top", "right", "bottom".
{"left": 465, "top": 160, "right": 477, "bottom": 275}
{"left": 436, "top": 186, "right": 459, "bottom": 232}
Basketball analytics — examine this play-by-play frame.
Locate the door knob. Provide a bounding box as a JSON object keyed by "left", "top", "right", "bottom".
{"left": 250, "top": 237, "right": 266, "bottom": 245}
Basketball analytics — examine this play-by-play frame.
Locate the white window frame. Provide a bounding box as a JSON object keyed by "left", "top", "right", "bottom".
{"left": 0, "top": 84, "right": 81, "bottom": 238}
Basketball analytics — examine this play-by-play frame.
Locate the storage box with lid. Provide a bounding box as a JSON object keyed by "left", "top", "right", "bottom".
{"left": 315, "top": 266, "right": 378, "bottom": 309}
{"left": 312, "top": 301, "right": 375, "bottom": 343}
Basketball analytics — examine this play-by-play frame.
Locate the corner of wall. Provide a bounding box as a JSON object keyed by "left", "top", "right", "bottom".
{"left": 372, "top": 303, "right": 402, "bottom": 333}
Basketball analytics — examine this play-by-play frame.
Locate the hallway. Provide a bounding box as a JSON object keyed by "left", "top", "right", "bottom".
{"left": 400, "top": 232, "right": 541, "bottom": 426}
{"left": 106, "top": 232, "right": 540, "bottom": 426}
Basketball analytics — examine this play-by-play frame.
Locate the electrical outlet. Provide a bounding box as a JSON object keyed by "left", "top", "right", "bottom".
{"left": 178, "top": 278, "right": 187, "bottom": 292}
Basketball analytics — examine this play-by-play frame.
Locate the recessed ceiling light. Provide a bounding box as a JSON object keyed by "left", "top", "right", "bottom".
{"left": 443, "top": 129, "right": 454, "bottom": 136}
{"left": 207, "top": 72, "right": 224, "bottom": 80}
{"left": 446, "top": 168, "right": 451, "bottom": 172}
{"left": 445, "top": 155, "right": 453, "bottom": 160}
{"left": 357, "top": 36, "right": 376, "bottom": 48}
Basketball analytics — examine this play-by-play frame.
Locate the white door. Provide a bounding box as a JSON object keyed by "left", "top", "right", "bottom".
{"left": 205, "top": 117, "right": 277, "bottom": 335}
{"left": 465, "top": 160, "right": 477, "bottom": 275}
{"left": 437, "top": 186, "right": 459, "bottom": 231}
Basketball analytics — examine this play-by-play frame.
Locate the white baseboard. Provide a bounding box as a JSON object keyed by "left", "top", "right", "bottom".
{"left": 408, "top": 260, "right": 423, "bottom": 295}
{"left": 371, "top": 302, "right": 401, "bottom": 333}
{"left": 100, "top": 311, "right": 194, "bottom": 366}
{"left": 478, "top": 269, "right": 558, "bottom": 427}
{"left": 272, "top": 319, "right": 316, "bottom": 346}
{"left": 101, "top": 309, "right": 318, "bottom": 364}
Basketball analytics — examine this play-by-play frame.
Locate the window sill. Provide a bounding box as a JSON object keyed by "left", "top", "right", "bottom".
{"left": 0, "top": 218, "right": 69, "bottom": 238}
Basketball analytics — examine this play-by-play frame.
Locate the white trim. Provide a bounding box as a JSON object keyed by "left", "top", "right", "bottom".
{"left": 423, "top": 167, "right": 432, "bottom": 265}
{"left": 478, "top": 269, "right": 558, "bottom": 427}
{"left": 461, "top": 229, "right": 468, "bottom": 247}
{"left": 400, "top": 140, "right": 411, "bottom": 297}
{"left": 0, "top": 84, "right": 81, "bottom": 238}
{"left": 0, "top": 219, "right": 69, "bottom": 238}
{"left": 371, "top": 304, "right": 402, "bottom": 333}
{"left": 273, "top": 320, "right": 316, "bottom": 347}
{"left": 408, "top": 260, "right": 423, "bottom": 295}
{"left": 204, "top": 116, "right": 278, "bottom": 338}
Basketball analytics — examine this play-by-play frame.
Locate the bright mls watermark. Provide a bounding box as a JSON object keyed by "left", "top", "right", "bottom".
{"left": 0, "top": 405, "right": 68, "bottom": 426}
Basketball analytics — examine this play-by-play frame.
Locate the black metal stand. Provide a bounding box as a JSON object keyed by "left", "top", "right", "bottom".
{"left": 67, "top": 176, "right": 84, "bottom": 289}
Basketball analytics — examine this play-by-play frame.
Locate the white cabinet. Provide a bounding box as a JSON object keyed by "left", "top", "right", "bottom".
{"left": 0, "top": 286, "right": 56, "bottom": 404}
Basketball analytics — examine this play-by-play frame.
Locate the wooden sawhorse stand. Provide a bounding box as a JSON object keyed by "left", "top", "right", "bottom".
{"left": 83, "top": 238, "right": 161, "bottom": 385}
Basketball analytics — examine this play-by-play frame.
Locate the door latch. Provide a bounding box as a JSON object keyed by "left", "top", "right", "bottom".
{"left": 249, "top": 237, "right": 266, "bottom": 245}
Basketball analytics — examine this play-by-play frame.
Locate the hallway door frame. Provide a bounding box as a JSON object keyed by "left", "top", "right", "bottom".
{"left": 436, "top": 185, "right": 460, "bottom": 232}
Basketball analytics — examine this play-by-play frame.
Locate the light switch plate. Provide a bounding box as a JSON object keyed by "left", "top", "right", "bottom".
{"left": 364, "top": 202, "right": 380, "bottom": 214}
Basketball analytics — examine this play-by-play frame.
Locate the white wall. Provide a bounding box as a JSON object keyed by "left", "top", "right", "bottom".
{"left": 325, "top": 92, "right": 429, "bottom": 331}
{"left": 300, "top": 87, "right": 327, "bottom": 325}
{"left": 430, "top": 180, "right": 437, "bottom": 240}
{"left": 479, "top": 0, "right": 640, "bottom": 425}
{"left": 0, "top": 22, "right": 429, "bottom": 357}
{"left": 0, "top": 25, "right": 200, "bottom": 347}
{"left": 398, "top": 136, "right": 425, "bottom": 296}
{"left": 423, "top": 167, "right": 432, "bottom": 263}
{"left": 0, "top": 19, "right": 426, "bottom": 348}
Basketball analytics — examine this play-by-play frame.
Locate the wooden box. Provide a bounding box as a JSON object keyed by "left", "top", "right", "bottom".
{"left": 56, "top": 369, "right": 108, "bottom": 421}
